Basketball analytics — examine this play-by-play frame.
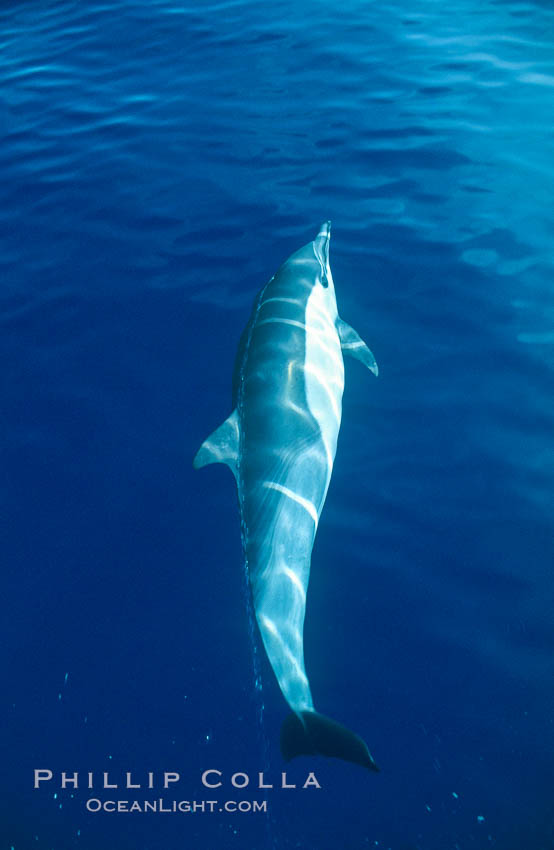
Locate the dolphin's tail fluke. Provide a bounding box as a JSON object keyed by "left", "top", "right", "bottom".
{"left": 280, "top": 710, "right": 379, "bottom": 772}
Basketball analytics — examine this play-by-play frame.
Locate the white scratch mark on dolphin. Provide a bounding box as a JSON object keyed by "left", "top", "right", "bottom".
{"left": 280, "top": 566, "right": 307, "bottom": 602}
{"left": 262, "top": 481, "right": 319, "bottom": 525}
{"left": 260, "top": 616, "right": 309, "bottom": 688}
{"left": 262, "top": 296, "right": 303, "bottom": 308}
{"left": 257, "top": 317, "right": 307, "bottom": 332}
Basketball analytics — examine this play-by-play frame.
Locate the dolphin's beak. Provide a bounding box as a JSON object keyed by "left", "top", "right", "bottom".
{"left": 314, "top": 221, "right": 332, "bottom": 279}
{"left": 318, "top": 220, "right": 331, "bottom": 239}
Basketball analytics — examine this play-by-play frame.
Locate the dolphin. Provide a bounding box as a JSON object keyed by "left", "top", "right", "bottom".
{"left": 194, "top": 222, "right": 379, "bottom": 770}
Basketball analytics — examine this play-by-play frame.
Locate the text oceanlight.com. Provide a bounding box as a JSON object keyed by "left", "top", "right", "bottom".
{"left": 86, "top": 798, "right": 268, "bottom": 814}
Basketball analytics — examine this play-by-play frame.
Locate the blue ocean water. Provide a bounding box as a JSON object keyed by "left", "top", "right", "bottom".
{"left": 2, "top": 0, "right": 554, "bottom": 848}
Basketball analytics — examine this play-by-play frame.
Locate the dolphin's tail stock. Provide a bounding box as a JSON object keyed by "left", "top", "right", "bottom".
{"left": 280, "top": 710, "right": 379, "bottom": 772}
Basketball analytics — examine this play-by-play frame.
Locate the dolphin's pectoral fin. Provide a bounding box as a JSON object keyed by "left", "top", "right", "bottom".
{"left": 193, "top": 409, "right": 240, "bottom": 481}
{"left": 281, "top": 710, "right": 379, "bottom": 772}
{"left": 337, "top": 318, "right": 378, "bottom": 376}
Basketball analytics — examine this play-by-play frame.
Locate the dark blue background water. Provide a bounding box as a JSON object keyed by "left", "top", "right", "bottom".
{"left": 2, "top": 1, "right": 553, "bottom": 848}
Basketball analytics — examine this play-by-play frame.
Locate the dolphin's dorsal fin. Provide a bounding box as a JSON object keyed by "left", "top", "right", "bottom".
{"left": 337, "top": 318, "right": 378, "bottom": 376}
{"left": 193, "top": 409, "right": 240, "bottom": 481}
